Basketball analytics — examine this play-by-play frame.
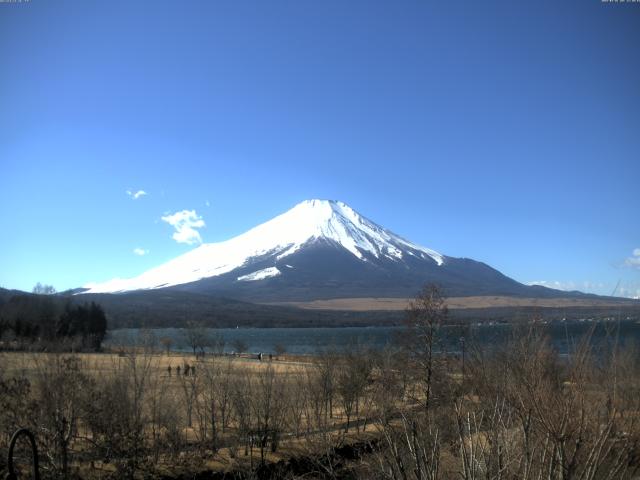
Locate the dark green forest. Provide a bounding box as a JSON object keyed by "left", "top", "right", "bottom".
{"left": 0, "top": 289, "right": 107, "bottom": 350}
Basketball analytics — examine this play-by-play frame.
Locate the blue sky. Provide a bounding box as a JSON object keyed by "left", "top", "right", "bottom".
{"left": 1, "top": 0, "right": 639, "bottom": 297}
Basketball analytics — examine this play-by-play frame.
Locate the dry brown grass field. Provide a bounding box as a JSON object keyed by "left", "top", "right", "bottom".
{"left": 1, "top": 350, "right": 313, "bottom": 379}
{"left": 0, "top": 348, "right": 399, "bottom": 479}
{"left": 268, "top": 295, "right": 637, "bottom": 311}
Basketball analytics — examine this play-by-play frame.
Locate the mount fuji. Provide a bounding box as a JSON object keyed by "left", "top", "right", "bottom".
{"left": 81, "top": 199, "right": 576, "bottom": 302}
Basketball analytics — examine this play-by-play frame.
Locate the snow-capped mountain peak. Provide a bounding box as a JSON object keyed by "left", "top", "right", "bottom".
{"left": 82, "top": 199, "right": 444, "bottom": 294}
{"left": 278, "top": 199, "right": 444, "bottom": 264}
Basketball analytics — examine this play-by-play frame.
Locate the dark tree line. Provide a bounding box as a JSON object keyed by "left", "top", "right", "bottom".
{"left": 0, "top": 291, "right": 107, "bottom": 351}
{"left": 55, "top": 302, "right": 107, "bottom": 350}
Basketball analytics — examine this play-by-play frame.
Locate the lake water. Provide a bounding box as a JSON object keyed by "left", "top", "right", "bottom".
{"left": 105, "top": 319, "right": 640, "bottom": 355}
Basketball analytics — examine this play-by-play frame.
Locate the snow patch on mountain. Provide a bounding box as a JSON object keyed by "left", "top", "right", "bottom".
{"left": 81, "top": 199, "right": 444, "bottom": 294}
{"left": 237, "top": 267, "right": 281, "bottom": 282}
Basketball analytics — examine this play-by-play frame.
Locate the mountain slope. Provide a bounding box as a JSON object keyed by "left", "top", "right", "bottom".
{"left": 81, "top": 199, "right": 590, "bottom": 302}
{"left": 83, "top": 199, "right": 444, "bottom": 294}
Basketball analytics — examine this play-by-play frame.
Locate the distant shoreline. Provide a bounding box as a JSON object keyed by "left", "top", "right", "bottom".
{"left": 266, "top": 295, "right": 640, "bottom": 311}
{"left": 105, "top": 319, "right": 640, "bottom": 356}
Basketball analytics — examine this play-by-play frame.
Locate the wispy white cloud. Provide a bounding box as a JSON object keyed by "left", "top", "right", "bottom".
{"left": 205, "top": 200, "right": 211, "bottom": 207}
{"left": 618, "top": 285, "right": 640, "bottom": 300}
{"left": 161, "top": 210, "right": 205, "bottom": 245}
{"left": 126, "top": 189, "right": 147, "bottom": 200}
{"left": 529, "top": 278, "right": 640, "bottom": 299}
{"left": 527, "top": 280, "right": 577, "bottom": 291}
{"left": 624, "top": 248, "right": 640, "bottom": 269}
{"left": 133, "top": 248, "right": 149, "bottom": 256}
{"left": 581, "top": 280, "right": 606, "bottom": 292}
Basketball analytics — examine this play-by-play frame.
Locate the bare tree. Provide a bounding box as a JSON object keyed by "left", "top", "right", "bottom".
{"left": 274, "top": 343, "right": 287, "bottom": 359}
{"left": 183, "top": 321, "right": 210, "bottom": 356}
{"left": 81, "top": 350, "right": 157, "bottom": 478}
{"left": 251, "top": 363, "right": 288, "bottom": 463}
{"left": 32, "top": 282, "right": 56, "bottom": 295}
{"left": 402, "top": 283, "right": 448, "bottom": 413}
{"left": 178, "top": 368, "right": 200, "bottom": 429}
{"left": 198, "top": 357, "right": 222, "bottom": 451}
{"left": 194, "top": 354, "right": 235, "bottom": 452}
{"left": 230, "top": 369, "right": 253, "bottom": 459}
{"left": 31, "top": 354, "right": 85, "bottom": 479}
{"left": 375, "top": 411, "right": 442, "bottom": 480}
{"left": 232, "top": 339, "right": 248, "bottom": 355}
{"left": 0, "top": 366, "right": 35, "bottom": 456}
{"left": 159, "top": 336, "right": 173, "bottom": 355}
{"left": 460, "top": 324, "right": 640, "bottom": 480}
{"left": 217, "top": 357, "right": 235, "bottom": 433}
{"left": 285, "top": 367, "right": 308, "bottom": 437}
{"left": 314, "top": 348, "right": 338, "bottom": 424}
{"left": 145, "top": 358, "right": 174, "bottom": 463}
{"left": 210, "top": 332, "right": 225, "bottom": 355}
{"left": 138, "top": 329, "right": 158, "bottom": 353}
{"left": 336, "top": 346, "right": 372, "bottom": 433}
